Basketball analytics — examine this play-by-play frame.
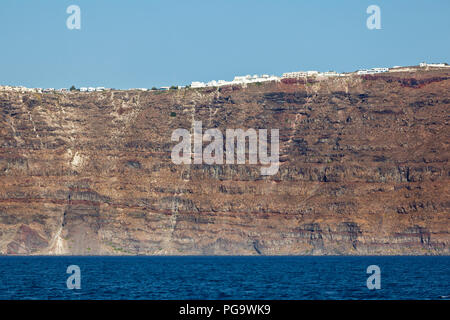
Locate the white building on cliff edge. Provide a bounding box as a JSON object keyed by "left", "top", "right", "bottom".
{"left": 420, "top": 62, "right": 448, "bottom": 68}
{"left": 357, "top": 67, "right": 389, "bottom": 75}
{"left": 191, "top": 74, "right": 280, "bottom": 88}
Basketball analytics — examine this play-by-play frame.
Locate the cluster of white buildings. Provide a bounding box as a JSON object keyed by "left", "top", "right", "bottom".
{"left": 191, "top": 71, "right": 350, "bottom": 87}
{"left": 188, "top": 61, "right": 448, "bottom": 88}
{"left": 419, "top": 62, "right": 448, "bottom": 68}
{"left": 356, "top": 67, "right": 389, "bottom": 75}
{"left": 2, "top": 62, "right": 448, "bottom": 93}
{"left": 0, "top": 85, "right": 43, "bottom": 93}
{"left": 282, "top": 70, "right": 348, "bottom": 78}
{"left": 191, "top": 74, "right": 280, "bottom": 88}
{"left": 190, "top": 62, "right": 448, "bottom": 86}
{"left": 0, "top": 86, "right": 68, "bottom": 93}
{"left": 79, "top": 87, "right": 106, "bottom": 92}
{"left": 0, "top": 86, "right": 109, "bottom": 93}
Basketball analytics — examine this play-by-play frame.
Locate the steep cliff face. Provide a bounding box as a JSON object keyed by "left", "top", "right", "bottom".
{"left": 0, "top": 69, "right": 448, "bottom": 255}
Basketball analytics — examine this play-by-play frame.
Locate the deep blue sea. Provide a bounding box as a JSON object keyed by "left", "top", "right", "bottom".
{"left": 0, "top": 256, "right": 448, "bottom": 300}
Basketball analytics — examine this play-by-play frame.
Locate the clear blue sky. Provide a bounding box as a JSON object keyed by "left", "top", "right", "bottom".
{"left": 1, "top": 0, "right": 449, "bottom": 89}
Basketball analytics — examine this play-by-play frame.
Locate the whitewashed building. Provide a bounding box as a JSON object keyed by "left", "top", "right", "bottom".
{"left": 191, "top": 81, "right": 206, "bottom": 88}
{"left": 282, "top": 70, "right": 326, "bottom": 78}
{"left": 231, "top": 74, "right": 279, "bottom": 84}
{"left": 207, "top": 80, "right": 218, "bottom": 87}
{"left": 307, "top": 71, "right": 319, "bottom": 76}
{"left": 420, "top": 62, "right": 448, "bottom": 68}
{"left": 357, "top": 67, "right": 389, "bottom": 75}
{"left": 0, "top": 86, "right": 42, "bottom": 93}
{"left": 282, "top": 71, "right": 307, "bottom": 78}
{"left": 372, "top": 67, "right": 389, "bottom": 72}
{"left": 321, "top": 71, "right": 340, "bottom": 77}
{"left": 191, "top": 74, "right": 279, "bottom": 88}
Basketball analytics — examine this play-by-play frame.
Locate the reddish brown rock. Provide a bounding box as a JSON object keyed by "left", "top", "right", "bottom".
{"left": 0, "top": 69, "right": 448, "bottom": 255}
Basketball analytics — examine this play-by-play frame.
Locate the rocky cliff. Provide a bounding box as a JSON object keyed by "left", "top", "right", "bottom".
{"left": 0, "top": 69, "right": 448, "bottom": 255}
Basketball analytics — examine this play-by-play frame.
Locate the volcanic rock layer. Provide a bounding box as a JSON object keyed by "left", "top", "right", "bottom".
{"left": 0, "top": 69, "right": 449, "bottom": 255}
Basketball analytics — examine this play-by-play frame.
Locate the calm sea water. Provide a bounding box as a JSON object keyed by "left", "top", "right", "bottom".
{"left": 0, "top": 256, "right": 448, "bottom": 300}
